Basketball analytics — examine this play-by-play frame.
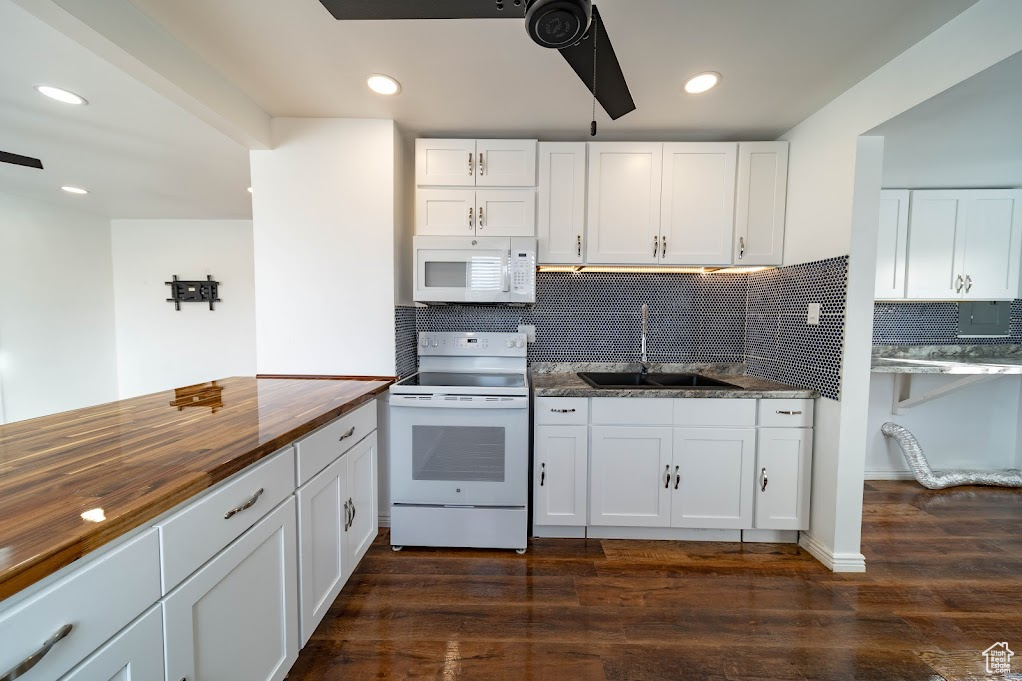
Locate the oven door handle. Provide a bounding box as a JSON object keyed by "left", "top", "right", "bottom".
{"left": 390, "top": 395, "right": 529, "bottom": 409}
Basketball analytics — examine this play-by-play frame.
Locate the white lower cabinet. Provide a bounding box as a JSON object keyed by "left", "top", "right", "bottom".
{"left": 590, "top": 426, "right": 673, "bottom": 527}
{"left": 533, "top": 425, "right": 588, "bottom": 526}
{"left": 755, "top": 428, "right": 813, "bottom": 531}
{"left": 60, "top": 606, "right": 164, "bottom": 681}
{"left": 671, "top": 428, "right": 755, "bottom": 529}
{"left": 297, "top": 433, "right": 378, "bottom": 645}
{"left": 163, "top": 498, "right": 299, "bottom": 681}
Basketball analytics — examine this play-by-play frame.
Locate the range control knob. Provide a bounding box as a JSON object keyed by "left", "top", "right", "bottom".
{"left": 421, "top": 338, "right": 429, "bottom": 347}
{"left": 515, "top": 340, "right": 525, "bottom": 348}
{"left": 431, "top": 340, "right": 439, "bottom": 348}
{"left": 506, "top": 341, "right": 514, "bottom": 348}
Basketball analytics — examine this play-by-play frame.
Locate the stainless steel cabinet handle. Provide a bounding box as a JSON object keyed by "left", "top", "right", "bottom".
{"left": 674, "top": 466, "right": 680, "bottom": 490}
{"left": 478, "top": 206, "right": 485, "bottom": 229}
{"left": 540, "top": 463, "right": 546, "bottom": 487}
{"left": 955, "top": 274, "right": 963, "bottom": 293}
{"left": 761, "top": 468, "right": 769, "bottom": 492}
{"left": 965, "top": 274, "right": 973, "bottom": 293}
{"left": 653, "top": 236, "right": 659, "bottom": 259}
{"left": 1, "top": 624, "right": 73, "bottom": 681}
{"left": 343, "top": 500, "right": 350, "bottom": 531}
{"left": 224, "top": 488, "right": 264, "bottom": 520}
{"left": 776, "top": 410, "right": 803, "bottom": 416}
{"left": 468, "top": 206, "right": 474, "bottom": 229}
{"left": 551, "top": 408, "right": 576, "bottom": 413}
{"left": 349, "top": 498, "right": 356, "bottom": 525}
{"left": 664, "top": 465, "right": 670, "bottom": 489}
{"left": 338, "top": 426, "right": 356, "bottom": 442}
{"left": 739, "top": 237, "right": 746, "bottom": 259}
{"left": 468, "top": 153, "right": 473, "bottom": 176}
{"left": 478, "top": 152, "right": 485, "bottom": 175}
{"left": 661, "top": 236, "right": 667, "bottom": 256}
{"left": 577, "top": 235, "right": 582, "bottom": 258}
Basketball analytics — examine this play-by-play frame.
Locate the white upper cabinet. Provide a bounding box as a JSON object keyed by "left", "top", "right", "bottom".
{"left": 733, "top": 142, "right": 788, "bottom": 265}
{"left": 416, "top": 139, "right": 537, "bottom": 187}
{"left": 905, "top": 189, "right": 1022, "bottom": 300}
{"left": 660, "top": 143, "right": 737, "bottom": 265}
{"left": 586, "top": 142, "right": 663, "bottom": 264}
{"left": 538, "top": 142, "right": 587, "bottom": 264}
{"left": 475, "top": 189, "right": 536, "bottom": 237}
{"left": 416, "top": 188, "right": 534, "bottom": 237}
{"left": 874, "top": 190, "right": 910, "bottom": 299}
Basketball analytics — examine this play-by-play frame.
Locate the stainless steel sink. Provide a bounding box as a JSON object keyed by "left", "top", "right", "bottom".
{"left": 577, "top": 372, "right": 743, "bottom": 390}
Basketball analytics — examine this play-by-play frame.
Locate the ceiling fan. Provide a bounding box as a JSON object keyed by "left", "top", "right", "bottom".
{"left": 0, "top": 151, "right": 43, "bottom": 170}
{"left": 316, "top": 0, "right": 636, "bottom": 123}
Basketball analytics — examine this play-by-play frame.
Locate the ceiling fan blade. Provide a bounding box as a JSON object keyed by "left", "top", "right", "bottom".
{"left": 558, "top": 5, "right": 635, "bottom": 120}
{"left": 318, "top": 0, "right": 523, "bottom": 20}
{"left": 0, "top": 151, "right": 44, "bottom": 170}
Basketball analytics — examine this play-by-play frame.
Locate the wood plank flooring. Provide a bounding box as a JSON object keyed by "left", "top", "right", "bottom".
{"left": 289, "top": 481, "right": 1022, "bottom": 680}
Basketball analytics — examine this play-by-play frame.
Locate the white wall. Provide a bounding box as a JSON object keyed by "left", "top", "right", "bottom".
{"left": 110, "top": 219, "right": 256, "bottom": 398}
{"left": 0, "top": 191, "right": 118, "bottom": 422}
{"left": 777, "top": 0, "right": 1022, "bottom": 571}
{"left": 250, "top": 118, "right": 402, "bottom": 376}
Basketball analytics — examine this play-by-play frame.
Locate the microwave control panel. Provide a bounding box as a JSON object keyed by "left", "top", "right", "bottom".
{"left": 510, "top": 247, "right": 536, "bottom": 298}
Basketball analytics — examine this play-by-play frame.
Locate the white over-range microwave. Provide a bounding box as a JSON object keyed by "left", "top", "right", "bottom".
{"left": 413, "top": 236, "right": 537, "bottom": 304}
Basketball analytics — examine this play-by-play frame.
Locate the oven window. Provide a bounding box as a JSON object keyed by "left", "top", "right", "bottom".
{"left": 412, "top": 425, "right": 505, "bottom": 482}
{"left": 424, "top": 261, "right": 468, "bottom": 288}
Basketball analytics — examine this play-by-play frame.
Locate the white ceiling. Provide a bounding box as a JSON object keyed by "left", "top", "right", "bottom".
{"left": 873, "top": 51, "right": 1022, "bottom": 189}
{"left": 127, "top": 0, "right": 978, "bottom": 140}
{"left": 0, "top": 0, "right": 251, "bottom": 219}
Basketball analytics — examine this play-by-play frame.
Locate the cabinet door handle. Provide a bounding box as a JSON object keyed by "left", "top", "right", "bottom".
{"left": 468, "top": 206, "right": 474, "bottom": 229}
{"left": 343, "top": 500, "right": 350, "bottom": 531}
{"left": 739, "top": 237, "right": 746, "bottom": 260}
{"left": 224, "top": 488, "right": 264, "bottom": 520}
{"left": 0, "top": 623, "right": 73, "bottom": 681}
{"left": 761, "top": 468, "right": 769, "bottom": 492}
{"left": 540, "top": 462, "right": 546, "bottom": 487}
{"left": 551, "top": 408, "right": 576, "bottom": 413}
{"left": 664, "top": 465, "right": 670, "bottom": 489}
{"left": 338, "top": 426, "right": 356, "bottom": 442}
{"left": 468, "top": 152, "right": 474, "bottom": 176}
{"left": 478, "top": 206, "right": 485, "bottom": 229}
{"left": 965, "top": 274, "right": 973, "bottom": 293}
{"left": 661, "top": 236, "right": 667, "bottom": 257}
{"left": 955, "top": 274, "right": 963, "bottom": 293}
{"left": 349, "top": 497, "right": 356, "bottom": 525}
{"left": 479, "top": 152, "right": 485, "bottom": 176}
{"left": 674, "top": 466, "right": 680, "bottom": 490}
{"left": 653, "top": 236, "right": 659, "bottom": 259}
{"left": 577, "top": 235, "right": 582, "bottom": 258}
{"left": 775, "top": 410, "right": 803, "bottom": 416}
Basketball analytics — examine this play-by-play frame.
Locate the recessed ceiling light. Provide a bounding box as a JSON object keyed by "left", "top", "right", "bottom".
{"left": 366, "top": 74, "right": 401, "bottom": 96}
{"left": 61, "top": 186, "right": 88, "bottom": 195}
{"left": 35, "top": 85, "right": 87, "bottom": 105}
{"left": 683, "top": 72, "right": 720, "bottom": 94}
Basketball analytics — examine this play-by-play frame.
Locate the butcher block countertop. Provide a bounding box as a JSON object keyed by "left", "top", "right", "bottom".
{"left": 0, "top": 376, "right": 391, "bottom": 601}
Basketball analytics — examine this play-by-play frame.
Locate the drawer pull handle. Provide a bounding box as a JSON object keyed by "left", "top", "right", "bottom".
{"left": 540, "top": 462, "right": 545, "bottom": 487}
{"left": 1, "top": 623, "right": 73, "bottom": 681}
{"left": 551, "top": 408, "right": 576, "bottom": 413}
{"left": 776, "top": 410, "right": 803, "bottom": 415}
{"left": 339, "top": 427, "right": 356, "bottom": 442}
{"left": 761, "top": 468, "right": 769, "bottom": 492}
{"left": 224, "top": 488, "right": 264, "bottom": 520}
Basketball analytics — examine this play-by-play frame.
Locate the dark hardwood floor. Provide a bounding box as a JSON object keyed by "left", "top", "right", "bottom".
{"left": 289, "top": 481, "right": 1022, "bottom": 680}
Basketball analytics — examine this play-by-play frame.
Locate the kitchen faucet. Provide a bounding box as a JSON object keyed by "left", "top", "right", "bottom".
{"left": 639, "top": 303, "right": 651, "bottom": 374}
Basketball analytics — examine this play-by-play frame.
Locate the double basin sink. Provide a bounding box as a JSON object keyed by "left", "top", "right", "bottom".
{"left": 577, "top": 372, "right": 743, "bottom": 390}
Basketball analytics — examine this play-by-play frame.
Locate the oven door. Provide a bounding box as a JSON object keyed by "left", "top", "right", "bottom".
{"left": 389, "top": 394, "right": 528, "bottom": 506}
{"left": 413, "top": 236, "right": 510, "bottom": 303}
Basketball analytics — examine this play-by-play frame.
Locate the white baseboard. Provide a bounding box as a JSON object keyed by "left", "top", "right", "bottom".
{"left": 741, "top": 529, "right": 799, "bottom": 544}
{"left": 798, "top": 532, "right": 866, "bottom": 572}
{"left": 378, "top": 515, "right": 390, "bottom": 528}
{"left": 864, "top": 470, "right": 915, "bottom": 480}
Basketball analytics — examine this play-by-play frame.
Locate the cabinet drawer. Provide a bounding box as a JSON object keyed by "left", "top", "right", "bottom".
{"left": 0, "top": 530, "right": 160, "bottom": 681}
{"left": 296, "top": 402, "right": 378, "bottom": 486}
{"left": 535, "top": 397, "right": 588, "bottom": 425}
{"left": 673, "top": 399, "right": 756, "bottom": 427}
{"left": 758, "top": 399, "right": 814, "bottom": 428}
{"left": 591, "top": 398, "right": 673, "bottom": 425}
{"left": 157, "top": 447, "right": 295, "bottom": 593}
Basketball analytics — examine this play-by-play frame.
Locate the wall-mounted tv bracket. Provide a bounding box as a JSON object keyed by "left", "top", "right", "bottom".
{"left": 166, "top": 275, "right": 221, "bottom": 311}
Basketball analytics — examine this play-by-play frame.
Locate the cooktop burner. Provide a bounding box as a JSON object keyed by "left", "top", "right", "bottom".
{"left": 399, "top": 372, "right": 526, "bottom": 389}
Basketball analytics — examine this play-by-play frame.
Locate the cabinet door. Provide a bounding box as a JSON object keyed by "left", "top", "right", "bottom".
{"left": 874, "top": 190, "right": 910, "bottom": 299}
{"left": 416, "top": 139, "right": 476, "bottom": 186}
{"left": 534, "top": 425, "right": 588, "bottom": 526}
{"left": 660, "top": 143, "right": 737, "bottom": 265}
{"left": 959, "top": 190, "right": 1022, "bottom": 300}
{"left": 755, "top": 428, "right": 812, "bottom": 531}
{"left": 61, "top": 606, "right": 164, "bottom": 681}
{"left": 416, "top": 189, "right": 477, "bottom": 236}
{"left": 345, "top": 433, "right": 379, "bottom": 574}
{"left": 538, "top": 142, "right": 587, "bottom": 264}
{"left": 586, "top": 143, "right": 663, "bottom": 264}
{"left": 164, "top": 498, "right": 299, "bottom": 681}
{"left": 671, "top": 428, "right": 755, "bottom": 529}
{"left": 297, "top": 453, "right": 350, "bottom": 646}
{"left": 905, "top": 191, "right": 963, "bottom": 299}
{"left": 589, "top": 426, "right": 672, "bottom": 527}
{"left": 734, "top": 142, "right": 788, "bottom": 265}
{"left": 476, "top": 139, "right": 537, "bottom": 187}
{"left": 476, "top": 190, "right": 536, "bottom": 237}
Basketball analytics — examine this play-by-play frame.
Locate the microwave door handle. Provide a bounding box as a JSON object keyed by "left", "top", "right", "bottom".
{"left": 503, "top": 249, "right": 511, "bottom": 292}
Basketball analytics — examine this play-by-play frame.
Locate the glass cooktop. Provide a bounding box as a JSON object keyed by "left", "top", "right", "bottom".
{"left": 401, "top": 372, "right": 526, "bottom": 389}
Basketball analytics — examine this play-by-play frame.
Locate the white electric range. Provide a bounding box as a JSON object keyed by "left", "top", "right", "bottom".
{"left": 388, "top": 332, "right": 529, "bottom": 553}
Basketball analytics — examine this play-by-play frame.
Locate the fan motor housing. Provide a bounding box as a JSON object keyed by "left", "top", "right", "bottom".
{"left": 525, "top": 0, "right": 592, "bottom": 49}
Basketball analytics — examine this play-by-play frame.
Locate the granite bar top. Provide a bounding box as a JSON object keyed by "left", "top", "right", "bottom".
{"left": 871, "top": 345, "right": 1022, "bottom": 374}
{"left": 0, "top": 376, "right": 392, "bottom": 601}
{"left": 531, "top": 363, "right": 817, "bottom": 399}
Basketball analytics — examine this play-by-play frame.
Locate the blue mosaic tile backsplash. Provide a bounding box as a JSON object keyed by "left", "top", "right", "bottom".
{"left": 873, "top": 300, "right": 1022, "bottom": 345}
{"left": 395, "top": 257, "right": 849, "bottom": 399}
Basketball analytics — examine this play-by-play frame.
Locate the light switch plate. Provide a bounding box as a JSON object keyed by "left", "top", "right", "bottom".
{"left": 517, "top": 324, "right": 536, "bottom": 342}
{"left": 807, "top": 303, "right": 821, "bottom": 326}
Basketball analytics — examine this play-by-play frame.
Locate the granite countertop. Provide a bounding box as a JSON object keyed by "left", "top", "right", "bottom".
{"left": 531, "top": 363, "right": 817, "bottom": 399}
{"left": 871, "top": 345, "right": 1022, "bottom": 375}
{"left": 0, "top": 376, "right": 392, "bottom": 601}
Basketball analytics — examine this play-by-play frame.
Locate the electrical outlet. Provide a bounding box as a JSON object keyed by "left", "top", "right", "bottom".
{"left": 807, "top": 303, "right": 821, "bottom": 326}
{"left": 517, "top": 324, "right": 536, "bottom": 342}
